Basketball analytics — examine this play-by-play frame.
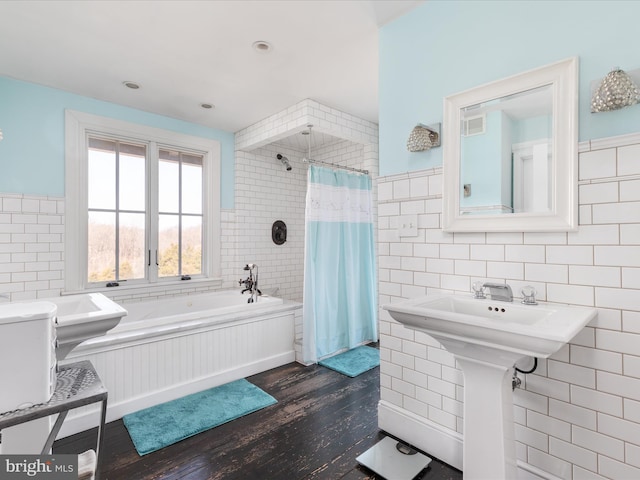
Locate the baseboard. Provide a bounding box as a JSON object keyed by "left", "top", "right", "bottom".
{"left": 378, "top": 400, "right": 464, "bottom": 471}
{"left": 377, "top": 400, "right": 556, "bottom": 480}
{"left": 57, "top": 350, "right": 295, "bottom": 439}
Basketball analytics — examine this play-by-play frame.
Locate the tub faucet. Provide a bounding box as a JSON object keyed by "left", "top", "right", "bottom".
{"left": 482, "top": 282, "right": 513, "bottom": 302}
{"left": 0, "top": 293, "right": 9, "bottom": 302}
{"left": 239, "top": 264, "right": 261, "bottom": 303}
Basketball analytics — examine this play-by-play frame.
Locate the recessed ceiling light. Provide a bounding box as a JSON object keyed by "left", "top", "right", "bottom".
{"left": 252, "top": 41, "right": 272, "bottom": 53}
{"left": 200, "top": 103, "right": 215, "bottom": 109}
{"left": 123, "top": 81, "right": 141, "bottom": 89}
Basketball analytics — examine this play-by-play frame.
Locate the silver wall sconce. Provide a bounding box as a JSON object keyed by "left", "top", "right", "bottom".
{"left": 0, "top": 128, "right": 3, "bottom": 141}
{"left": 407, "top": 123, "right": 441, "bottom": 152}
{"left": 591, "top": 67, "right": 640, "bottom": 113}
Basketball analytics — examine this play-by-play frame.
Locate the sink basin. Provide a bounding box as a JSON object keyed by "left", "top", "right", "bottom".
{"left": 385, "top": 293, "right": 597, "bottom": 479}
{"left": 384, "top": 293, "right": 597, "bottom": 361}
{"left": 46, "top": 293, "right": 128, "bottom": 360}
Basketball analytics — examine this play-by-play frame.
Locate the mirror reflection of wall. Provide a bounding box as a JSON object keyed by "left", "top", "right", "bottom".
{"left": 459, "top": 84, "right": 553, "bottom": 215}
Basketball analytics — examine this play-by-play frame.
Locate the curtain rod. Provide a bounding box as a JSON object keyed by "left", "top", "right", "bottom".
{"left": 303, "top": 157, "right": 369, "bottom": 175}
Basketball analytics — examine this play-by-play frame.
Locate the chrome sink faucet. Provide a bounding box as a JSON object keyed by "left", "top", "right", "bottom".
{"left": 521, "top": 285, "right": 538, "bottom": 305}
{"left": 483, "top": 282, "right": 513, "bottom": 302}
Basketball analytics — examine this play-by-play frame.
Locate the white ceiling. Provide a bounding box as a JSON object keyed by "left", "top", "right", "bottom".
{"left": 272, "top": 129, "right": 344, "bottom": 153}
{"left": 0, "top": 0, "right": 423, "bottom": 134}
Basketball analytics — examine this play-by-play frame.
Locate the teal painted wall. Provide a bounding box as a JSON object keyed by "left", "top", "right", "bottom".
{"left": 379, "top": 0, "right": 640, "bottom": 176}
{"left": 460, "top": 111, "right": 504, "bottom": 208}
{"left": 0, "top": 76, "right": 235, "bottom": 208}
{"left": 511, "top": 115, "right": 552, "bottom": 145}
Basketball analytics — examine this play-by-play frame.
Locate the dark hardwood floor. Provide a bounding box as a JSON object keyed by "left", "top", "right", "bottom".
{"left": 54, "top": 361, "right": 462, "bottom": 480}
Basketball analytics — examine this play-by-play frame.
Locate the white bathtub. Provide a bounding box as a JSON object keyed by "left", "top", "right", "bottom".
{"left": 82, "top": 290, "right": 286, "bottom": 347}
{"left": 60, "top": 290, "right": 301, "bottom": 438}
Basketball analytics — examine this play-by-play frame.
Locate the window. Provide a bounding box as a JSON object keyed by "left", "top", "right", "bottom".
{"left": 87, "top": 138, "right": 147, "bottom": 283}
{"left": 157, "top": 149, "right": 204, "bottom": 278}
{"left": 65, "top": 111, "right": 221, "bottom": 293}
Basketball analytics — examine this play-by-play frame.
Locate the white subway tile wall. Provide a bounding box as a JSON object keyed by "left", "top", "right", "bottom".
{"left": 236, "top": 98, "right": 378, "bottom": 152}
{"left": 378, "top": 133, "right": 640, "bottom": 479}
{"left": 234, "top": 143, "right": 308, "bottom": 302}
{"left": 0, "top": 195, "right": 65, "bottom": 301}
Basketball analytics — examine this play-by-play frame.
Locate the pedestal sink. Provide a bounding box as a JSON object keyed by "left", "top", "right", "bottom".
{"left": 384, "top": 293, "right": 597, "bottom": 479}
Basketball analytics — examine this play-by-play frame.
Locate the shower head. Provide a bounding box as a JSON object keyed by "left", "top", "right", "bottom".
{"left": 276, "top": 153, "right": 292, "bottom": 171}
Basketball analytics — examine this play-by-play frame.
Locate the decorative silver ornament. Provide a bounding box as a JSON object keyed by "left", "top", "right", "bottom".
{"left": 591, "top": 68, "right": 640, "bottom": 113}
{"left": 407, "top": 125, "right": 437, "bottom": 152}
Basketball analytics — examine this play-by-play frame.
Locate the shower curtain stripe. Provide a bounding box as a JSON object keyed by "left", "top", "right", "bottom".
{"left": 302, "top": 165, "right": 377, "bottom": 364}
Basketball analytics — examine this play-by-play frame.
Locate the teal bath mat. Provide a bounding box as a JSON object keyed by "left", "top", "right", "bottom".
{"left": 319, "top": 345, "right": 380, "bottom": 377}
{"left": 123, "top": 378, "right": 277, "bottom": 455}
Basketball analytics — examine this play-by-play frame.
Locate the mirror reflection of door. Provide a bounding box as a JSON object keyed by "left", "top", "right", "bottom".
{"left": 512, "top": 141, "right": 552, "bottom": 213}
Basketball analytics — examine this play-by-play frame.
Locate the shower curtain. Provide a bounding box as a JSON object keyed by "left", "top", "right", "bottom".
{"left": 302, "top": 165, "right": 377, "bottom": 364}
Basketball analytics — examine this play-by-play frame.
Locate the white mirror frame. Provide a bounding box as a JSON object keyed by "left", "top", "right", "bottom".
{"left": 442, "top": 57, "right": 578, "bottom": 232}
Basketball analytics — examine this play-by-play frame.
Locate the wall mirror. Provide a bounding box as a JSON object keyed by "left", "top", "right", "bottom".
{"left": 442, "top": 57, "right": 578, "bottom": 232}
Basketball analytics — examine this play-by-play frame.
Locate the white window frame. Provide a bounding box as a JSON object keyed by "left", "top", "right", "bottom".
{"left": 64, "top": 110, "right": 221, "bottom": 294}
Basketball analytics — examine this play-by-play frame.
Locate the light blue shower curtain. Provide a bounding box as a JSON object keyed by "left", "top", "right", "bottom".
{"left": 302, "top": 165, "right": 377, "bottom": 364}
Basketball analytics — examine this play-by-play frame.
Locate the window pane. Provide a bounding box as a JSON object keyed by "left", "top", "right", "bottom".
{"left": 119, "top": 213, "right": 146, "bottom": 280}
{"left": 182, "top": 155, "right": 203, "bottom": 214}
{"left": 119, "top": 145, "right": 146, "bottom": 211}
{"left": 88, "top": 139, "right": 116, "bottom": 210}
{"left": 159, "top": 150, "right": 179, "bottom": 213}
{"left": 158, "top": 214, "right": 179, "bottom": 277}
{"left": 182, "top": 216, "right": 202, "bottom": 275}
{"left": 88, "top": 211, "right": 115, "bottom": 282}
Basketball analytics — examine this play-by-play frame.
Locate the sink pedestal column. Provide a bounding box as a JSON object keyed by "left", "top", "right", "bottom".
{"left": 457, "top": 356, "right": 517, "bottom": 480}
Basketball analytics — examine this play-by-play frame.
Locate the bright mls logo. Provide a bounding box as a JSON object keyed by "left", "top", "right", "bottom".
{"left": 0, "top": 455, "right": 77, "bottom": 479}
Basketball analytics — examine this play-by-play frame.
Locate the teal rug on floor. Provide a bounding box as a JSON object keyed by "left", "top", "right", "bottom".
{"left": 123, "top": 378, "right": 277, "bottom": 456}
{"left": 319, "top": 345, "right": 380, "bottom": 377}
